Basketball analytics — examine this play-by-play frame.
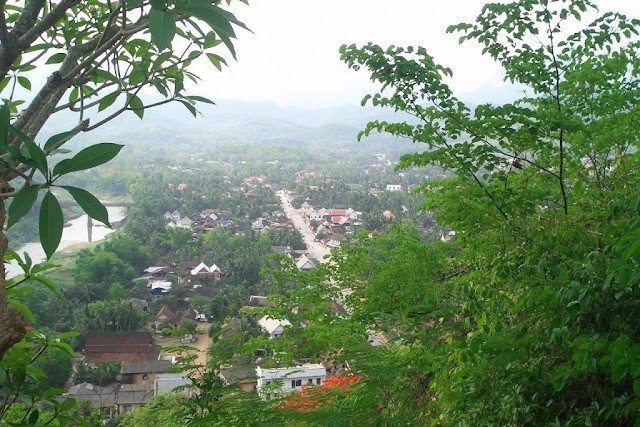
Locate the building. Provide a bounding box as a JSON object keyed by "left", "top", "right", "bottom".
{"left": 248, "top": 295, "right": 276, "bottom": 307}
{"left": 154, "top": 373, "right": 191, "bottom": 395}
{"left": 154, "top": 305, "right": 198, "bottom": 331}
{"left": 295, "top": 254, "right": 316, "bottom": 271}
{"left": 440, "top": 230, "right": 456, "bottom": 242}
{"left": 149, "top": 280, "right": 172, "bottom": 301}
{"left": 258, "top": 316, "right": 291, "bottom": 339}
{"left": 84, "top": 332, "right": 159, "bottom": 364}
{"left": 256, "top": 364, "right": 326, "bottom": 399}
{"left": 219, "top": 367, "right": 257, "bottom": 392}
{"left": 119, "top": 360, "right": 172, "bottom": 384}
{"left": 386, "top": 184, "right": 402, "bottom": 192}
{"left": 190, "top": 262, "right": 222, "bottom": 280}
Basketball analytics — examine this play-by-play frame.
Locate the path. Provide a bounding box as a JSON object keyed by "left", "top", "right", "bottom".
{"left": 276, "top": 190, "right": 330, "bottom": 262}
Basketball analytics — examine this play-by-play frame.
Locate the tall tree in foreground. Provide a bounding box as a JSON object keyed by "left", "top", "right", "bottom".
{"left": 0, "top": 0, "right": 247, "bottom": 423}
{"left": 287, "top": 0, "right": 640, "bottom": 424}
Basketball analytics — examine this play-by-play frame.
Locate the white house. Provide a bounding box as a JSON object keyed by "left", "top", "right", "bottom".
{"left": 295, "top": 255, "right": 315, "bottom": 271}
{"left": 386, "top": 184, "right": 402, "bottom": 192}
{"left": 190, "top": 262, "right": 222, "bottom": 280}
{"left": 258, "top": 316, "right": 291, "bottom": 339}
{"left": 309, "top": 210, "right": 324, "bottom": 221}
{"left": 255, "top": 364, "right": 326, "bottom": 399}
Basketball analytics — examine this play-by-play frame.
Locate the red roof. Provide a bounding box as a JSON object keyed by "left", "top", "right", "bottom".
{"left": 329, "top": 209, "right": 348, "bottom": 216}
{"left": 330, "top": 216, "right": 348, "bottom": 225}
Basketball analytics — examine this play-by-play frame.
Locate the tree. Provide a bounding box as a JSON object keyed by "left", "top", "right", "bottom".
{"left": 34, "top": 347, "right": 73, "bottom": 388}
{"left": 0, "top": 1, "right": 247, "bottom": 423}
{"left": 0, "top": 0, "right": 247, "bottom": 359}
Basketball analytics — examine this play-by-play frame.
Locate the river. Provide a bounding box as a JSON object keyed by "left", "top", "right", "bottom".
{"left": 5, "top": 205, "right": 128, "bottom": 278}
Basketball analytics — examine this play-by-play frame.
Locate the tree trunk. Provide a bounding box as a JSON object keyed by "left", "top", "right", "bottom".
{"left": 0, "top": 184, "right": 28, "bottom": 359}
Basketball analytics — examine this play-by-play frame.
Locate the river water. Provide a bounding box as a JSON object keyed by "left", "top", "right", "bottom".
{"left": 5, "top": 205, "right": 128, "bottom": 278}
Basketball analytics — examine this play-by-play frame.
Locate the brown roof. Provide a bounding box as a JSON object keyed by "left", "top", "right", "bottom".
{"left": 85, "top": 332, "right": 159, "bottom": 364}
{"left": 176, "top": 308, "right": 197, "bottom": 323}
{"left": 155, "top": 305, "right": 176, "bottom": 323}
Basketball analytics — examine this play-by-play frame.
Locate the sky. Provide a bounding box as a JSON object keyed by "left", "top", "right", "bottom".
{"left": 192, "top": 0, "right": 639, "bottom": 108}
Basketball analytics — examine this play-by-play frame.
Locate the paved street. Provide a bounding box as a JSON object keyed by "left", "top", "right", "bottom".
{"left": 276, "top": 190, "right": 330, "bottom": 262}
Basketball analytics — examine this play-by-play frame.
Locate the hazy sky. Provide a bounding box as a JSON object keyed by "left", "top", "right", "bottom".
{"left": 193, "top": 0, "right": 639, "bottom": 108}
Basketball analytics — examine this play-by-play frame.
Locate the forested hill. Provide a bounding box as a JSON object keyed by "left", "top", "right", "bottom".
{"left": 42, "top": 100, "right": 413, "bottom": 153}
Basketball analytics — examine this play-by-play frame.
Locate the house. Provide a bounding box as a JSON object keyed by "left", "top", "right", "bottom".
{"left": 119, "top": 360, "right": 172, "bottom": 384}
{"left": 154, "top": 305, "right": 176, "bottom": 330}
{"left": 309, "top": 210, "right": 324, "bottom": 221}
{"left": 64, "top": 383, "right": 117, "bottom": 418}
{"left": 386, "top": 184, "right": 402, "bottom": 192}
{"left": 219, "top": 367, "right": 257, "bottom": 393}
{"left": 149, "top": 280, "right": 172, "bottom": 301}
{"left": 190, "top": 262, "right": 222, "bottom": 280}
{"left": 154, "top": 373, "right": 191, "bottom": 395}
{"left": 252, "top": 218, "right": 266, "bottom": 230}
{"left": 177, "top": 182, "right": 187, "bottom": 191}
{"left": 295, "top": 254, "right": 315, "bottom": 271}
{"left": 163, "top": 211, "right": 181, "bottom": 222}
{"left": 255, "top": 364, "right": 326, "bottom": 399}
{"left": 270, "top": 246, "right": 293, "bottom": 256}
{"left": 154, "top": 305, "right": 199, "bottom": 331}
{"left": 326, "top": 233, "right": 347, "bottom": 248}
{"left": 84, "top": 332, "right": 159, "bottom": 364}
{"left": 143, "top": 266, "right": 169, "bottom": 277}
{"left": 258, "top": 316, "right": 291, "bottom": 339}
{"left": 115, "top": 384, "right": 154, "bottom": 414}
{"left": 199, "top": 209, "right": 219, "bottom": 221}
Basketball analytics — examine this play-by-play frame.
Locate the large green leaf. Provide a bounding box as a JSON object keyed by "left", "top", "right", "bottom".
{"left": 149, "top": 9, "right": 176, "bottom": 50}
{"left": 127, "top": 94, "right": 145, "bottom": 119}
{"left": 7, "top": 184, "right": 40, "bottom": 229}
{"left": 43, "top": 129, "right": 80, "bottom": 152}
{"left": 53, "top": 143, "right": 123, "bottom": 176}
{"left": 98, "top": 91, "right": 120, "bottom": 112}
{"left": 25, "top": 141, "right": 48, "bottom": 176}
{"left": 39, "top": 191, "right": 63, "bottom": 260}
{"left": 62, "top": 185, "right": 111, "bottom": 227}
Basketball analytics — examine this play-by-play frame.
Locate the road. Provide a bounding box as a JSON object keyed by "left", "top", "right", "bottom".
{"left": 276, "top": 190, "right": 330, "bottom": 262}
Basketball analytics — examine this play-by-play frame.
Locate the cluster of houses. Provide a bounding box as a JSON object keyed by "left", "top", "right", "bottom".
{"left": 164, "top": 209, "right": 236, "bottom": 232}
{"left": 298, "top": 202, "right": 362, "bottom": 248}
{"left": 141, "top": 260, "right": 223, "bottom": 302}
{"left": 67, "top": 332, "right": 190, "bottom": 418}
{"left": 251, "top": 210, "right": 294, "bottom": 232}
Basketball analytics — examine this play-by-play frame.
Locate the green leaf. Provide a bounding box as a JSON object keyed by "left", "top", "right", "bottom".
{"left": 31, "top": 275, "right": 58, "bottom": 294}
{"left": 149, "top": 9, "right": 176, "bottom": 50}
{"left": 178, "top": 100, "right": 198, "bottom": 117}
{"left": 7, "top": 185, "right": 40, "bottom": 228}
{"left": 53, "top": 143, "right": 123, "bottom": 176}
{"left": 28, "top": 409, "right": 39, "bottom": 425}
{"left": 187, "top": 95, "right": 216, "bottom": 104}
{"left": 98, "top": 91, "right": 120, "bottom": 112}
{"left": 43, "top": 129, "right": 80, "bottom": 152}
{"left": 39, "top": 191, "right": 63, "bottom": 259}
{"left": 206, "top": 53, "right": 227, "bottom": 71}
{"left": 25, "top": 141, "right": 48, "bottom": 175}
{"left": 17, "top": 76, "right": 31, "bottom": 90}
{"left": 9, "top": 299, "right": 35, "bottom": 323}
{"left": 127, "top": 94, "right": 144, "bottom": 119}
{"left": 62, "top": 185, "right": 111, "bottom": 227}
{"left": 45, "top": 53, "right": 66, "bottom": 64}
